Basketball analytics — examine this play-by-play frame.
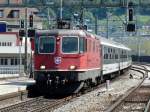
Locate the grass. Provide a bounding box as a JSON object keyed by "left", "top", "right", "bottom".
{"left": 137, "top": 15, "right": 150, "bottom": 24}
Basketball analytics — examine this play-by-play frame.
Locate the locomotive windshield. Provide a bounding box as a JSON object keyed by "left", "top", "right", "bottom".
{"left": 39, "top": 37, "right": 55, "bottom": 53}
{"left": 62, "top": 37, "right": 78, "bottom": 53}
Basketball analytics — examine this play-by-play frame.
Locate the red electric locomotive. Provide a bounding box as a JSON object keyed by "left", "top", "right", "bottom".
{"left": 32, "top": 29, "right": 102, "bottom": 94}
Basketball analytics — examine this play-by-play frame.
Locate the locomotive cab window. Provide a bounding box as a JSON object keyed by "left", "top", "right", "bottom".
{"left": 79, "top": 38, "right": 87, "bottom": 53}
{"left": 39, "top": 36, "right": 55, "bottom": 53}
{"left": 62, "top": 36, "right": 78, "bottom": 53}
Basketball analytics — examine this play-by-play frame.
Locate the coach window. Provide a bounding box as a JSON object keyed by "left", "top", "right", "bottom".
{"left": 104, "top": 47, "right": 107, "bottom": 54}
{"left": 4, "top": 59, "right": 7, "bottom": 65}
{"left": 111, "top": 48, "right": 112, "bottom": 53}
{"left": 110, "top": 54, "right": 111, "bottom": 59}
{"left": 0, "top": 58, "right": 4, "bottom": 65}
{"left": 104, "top": 54, "right": 106, "bottom": 59}
{"left": 115, "top": 54, "right": 118, "bottom": 59}
{"left": 106, "top": 54, "right": 108, "bottom": 59}
{"left": 39, "top": 37, "right": 55, "bottom": 53}
{"left": 14, "top": 58, "right": 18, "bottom": 65}
{"left": 0, "top": 58, "right": 7, "bottom": 65}
{"left": 11, "top": 58, "right": 14, "bottom": 65}
{"left": 62, "top": 37, "right": 78, "bottom": 53}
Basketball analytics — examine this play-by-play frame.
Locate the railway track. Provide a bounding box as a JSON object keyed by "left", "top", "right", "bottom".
{"left": 0, "top": 73, "right": 125, "bottom": 112}
{"left": 0, "top": 65, "right": 146, "bottom": 112}
{"left": 105, "top": 64, "right": 150, "bottom": 112}
{"left": 0, "top": 95, "right": 72, "bottom": 112}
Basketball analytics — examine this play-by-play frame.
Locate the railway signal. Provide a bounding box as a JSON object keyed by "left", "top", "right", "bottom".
{"left": 28, "top": 14, "right": 35, "bottom": 37}
{"left": 126, "top": 1, "right": 135, "bottom": 32}
{"left": 29, "top": 14, "right": 33, "bottom": 28}
{"left": 126, "top": 23, "right": 135, "bottom": 32}
{"left": 19, "top": 19, "right": 25, "bottom": 37}
{"left": 20, "top": 20, "right": 25, "bottom": 28}
{"left": 128, "top": 8, "right": 133, "bottom": 21}
{"left": 19, "top": 30, "right": 25, "bottom": 39}
{"left": 28, "top": 29, "right": 35, "bottom": 37}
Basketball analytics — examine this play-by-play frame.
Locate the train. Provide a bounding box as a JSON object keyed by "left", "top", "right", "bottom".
{"left": 30, "top": 29, "right": 132, "bottom": 95}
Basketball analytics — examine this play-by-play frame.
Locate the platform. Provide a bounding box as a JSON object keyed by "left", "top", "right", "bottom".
{"left": 0, "top": 77, "right": 35, "bottom": 96}
{"left": 0, "top": 74, "right": 19, "bottom": 79}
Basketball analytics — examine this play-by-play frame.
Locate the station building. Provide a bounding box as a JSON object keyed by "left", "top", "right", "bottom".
{"left": 0, "top": 32, "right": 31, "bottom": 78}
{"left": 0, "top": 0, "right": 43, "bottom": 31}
{"left": 0, "top": 0, "right": 43, "bottom": 78}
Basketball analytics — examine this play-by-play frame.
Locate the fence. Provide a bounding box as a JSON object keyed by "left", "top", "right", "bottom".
{"left": 0, "top": 66, "right": 24, "bottom": 74}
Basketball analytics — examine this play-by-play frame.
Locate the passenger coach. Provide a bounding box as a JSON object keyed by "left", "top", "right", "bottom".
{"left": 100, "top": 37, "right": 132, "bottom": 77}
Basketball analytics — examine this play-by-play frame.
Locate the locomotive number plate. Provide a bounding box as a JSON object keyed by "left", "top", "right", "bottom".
{"left": 54, "top": 57, "right": 62, "bottom": 64}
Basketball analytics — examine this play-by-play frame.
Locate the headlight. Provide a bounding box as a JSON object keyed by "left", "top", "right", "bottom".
{"left": 40, "top": 65, "right": 46, "bottom": 69}
{"left": 69, "top": 65, "right": 76, "bottom": 70}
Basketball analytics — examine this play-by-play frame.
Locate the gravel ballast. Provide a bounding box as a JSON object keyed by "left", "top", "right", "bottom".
{"left": 53, "top": 69, "right": 144, "bottom": 112}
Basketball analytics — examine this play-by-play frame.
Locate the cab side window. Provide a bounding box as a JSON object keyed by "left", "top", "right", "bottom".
{"left": 79, "top": 38, "right": 84, "bottom": 53}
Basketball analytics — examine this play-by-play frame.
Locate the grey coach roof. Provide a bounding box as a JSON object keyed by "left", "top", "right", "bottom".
{"left": 97, "top": 36, "right": 131, "bottom": 51}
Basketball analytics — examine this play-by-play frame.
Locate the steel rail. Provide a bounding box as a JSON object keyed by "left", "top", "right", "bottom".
{"left": 144, "top": 98, "right": 150, "bottom": 112}
{"left": 0, "top": 65, "right": 141, "bottom": 112}
{"left": 105, "top": 65, "right": 148, "bottom": 112}
{"left": 0, "top": 96, "right": 46, "bottom": 112}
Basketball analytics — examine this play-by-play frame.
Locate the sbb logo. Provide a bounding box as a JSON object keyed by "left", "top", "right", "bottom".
{"left": 54, "top": 57, "right": 61, "bottom": 65}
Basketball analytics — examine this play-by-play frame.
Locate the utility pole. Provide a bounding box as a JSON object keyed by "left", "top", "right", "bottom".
{"left": 19, "top": 38, "right": 22, "bottom": 76}
{"left": 46, "top": 2, "right": 54, "bottom": 28}
{"left": 60, "top": 0, "right": 63, "bottom": 19}
{"left": 24, "top": 0, "right": 28, "bottom": 75}
{"left": 7, "top": 0, "right": 10, "bottom": 5}
{"left": 95, "top": 15, "right": 98, "bottom": 34}
{"left": 106, "top": 12, "right": 109, "bottom": 39}
{"left": 19, "top": 20, "right": 24, "bottom": 76}
{"left": 80, "top": 0, "right": 84, "bottom": 26}
{"left": 47, "top": 8, "right": 50, "bottom": 25}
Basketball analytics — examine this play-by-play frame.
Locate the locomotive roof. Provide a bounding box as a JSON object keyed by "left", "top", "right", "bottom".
{"left": 36, "top": 29, "right": 87, "bottom": 37}
{"left": 36, "top": 29, "right": 130, "bottom": 51}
